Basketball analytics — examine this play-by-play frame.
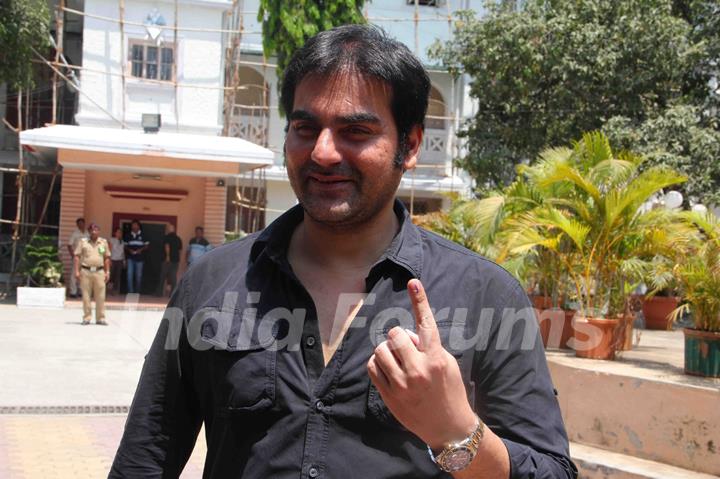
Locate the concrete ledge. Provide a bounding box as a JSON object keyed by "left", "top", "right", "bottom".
{"left": 571, "top": 442, "right": 718, "bottom": 479}
{"left": 549, "top": 344, "right": 720, "bottom": 475}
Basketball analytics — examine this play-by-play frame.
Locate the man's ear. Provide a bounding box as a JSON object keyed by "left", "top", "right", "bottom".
{"left": 402, "top": 124, "right": 423, "bottom": 171}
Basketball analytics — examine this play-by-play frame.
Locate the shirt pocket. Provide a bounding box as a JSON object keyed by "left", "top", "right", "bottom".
{"left": 365, "top": 321, "right": 469, "bottom": 431}
{"left": 207, "top": 334, "right": 277, "bottom": 415}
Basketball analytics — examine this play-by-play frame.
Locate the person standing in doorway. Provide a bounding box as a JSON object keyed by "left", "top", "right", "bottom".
{"left": 186, "top": 226, "right": 210, "bottom": 266}
{"left": 125, "top": 219, "right": 149, "bottom": 294}
{"left": 74, "top": 223, "right": 111, "bottom": 325}
{"left": 155, "top": 224, "right": 182, "bottom": 297}
{"left": 109, "top": 227, "right": 125, "bottom": 295}
{"left": 67, "top": 217, "right": 88, "bottom": 298}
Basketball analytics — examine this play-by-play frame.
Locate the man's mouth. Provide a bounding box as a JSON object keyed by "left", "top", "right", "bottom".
{"left": 307, "top": 173, "right": 353, "bottom": 184}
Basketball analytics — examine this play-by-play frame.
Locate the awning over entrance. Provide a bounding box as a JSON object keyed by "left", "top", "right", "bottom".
{"left": 19, "top": 125, "right": 273, "bottom": 177}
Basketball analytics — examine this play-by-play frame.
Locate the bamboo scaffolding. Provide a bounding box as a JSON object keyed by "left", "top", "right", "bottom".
{"left": 119, "top": 0, "right": 127, "bottom": 125}
{"left": 1, "top": 0, "right": 465, "bottom": 251}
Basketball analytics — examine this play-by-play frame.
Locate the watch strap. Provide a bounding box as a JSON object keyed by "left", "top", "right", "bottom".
{"left": 428, "top": 414, "right": 485, "bottom": 472}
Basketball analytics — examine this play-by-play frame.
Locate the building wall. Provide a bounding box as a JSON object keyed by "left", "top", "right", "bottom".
{"left": 76, "top": 0, "right": 229, "bottom": 134}
{"left": 203, "top": 177, "right": 227, "bottom": 246}
{"left": 57, "top": 162, "right": 234, "bottom": 285}
{"left": 58, "top": 169, "right": 87, "bottom": 287}
{"left": 265, "top": 179, "right": 298, "bottom": 224}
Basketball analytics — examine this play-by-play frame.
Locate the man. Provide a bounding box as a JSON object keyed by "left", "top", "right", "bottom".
{"left": 124, "top": 219, "right": 149, "bottom": 294}
{"left": 67, "top": 217, "right": 88, "bottom": 298}
{"left": 109, "top": 227, "right": 125, "bottom": 295}
{"left": 74, "top": 223, "right": 111, "bottom": 325}
{"left": 110, "top": 26, "right": 576, "bottom": 478}
{"left": 155, "top": 224, "right": 182, "bottom": 297}
{"left": 186, "top": 226, "right": 210, "bottom": 266}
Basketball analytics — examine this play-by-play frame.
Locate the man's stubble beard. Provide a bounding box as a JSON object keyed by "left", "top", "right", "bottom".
{"left": 288, "top": 148, "right": 407, "bottom": 229}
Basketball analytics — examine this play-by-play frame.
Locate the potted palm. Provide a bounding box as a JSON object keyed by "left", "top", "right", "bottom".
{"left": 643, "top": 258, "right": 683, "bottom": 330}
{"left": 16, "top": 235, "right": 66, "bottom": 309}
{"left": 640, "top": 214, "right": 701, "bottom": 330}
{"left": 669, "top": 211, "right": 720, "bottom": 377}
{"left": 503, "top": 132, "right": 687, "bottom": 359}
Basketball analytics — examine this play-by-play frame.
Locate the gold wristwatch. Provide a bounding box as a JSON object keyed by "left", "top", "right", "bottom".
{"left": 428, "top": 414, "right": 485, "bottom": 472}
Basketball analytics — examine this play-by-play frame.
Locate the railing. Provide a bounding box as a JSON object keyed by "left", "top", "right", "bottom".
{"left": 418, "top": 128, "right": 451, "bottom": 177}
{"left": 227, "top": 108, "right": 269, "bottom": 147}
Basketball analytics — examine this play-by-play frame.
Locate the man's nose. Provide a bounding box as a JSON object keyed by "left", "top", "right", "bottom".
{"left": 310, "top": 128, "right": 342, "bottom": 167}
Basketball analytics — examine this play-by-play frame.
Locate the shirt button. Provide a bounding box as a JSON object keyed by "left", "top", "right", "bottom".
{"left": 305, "top": 335, "right": 316, "bottom": 348}
{"left": 308, "top": 466, "right": 319, "bottom": 478}
{"left": 315, "top": 400, "right": 324, "bottom": 412}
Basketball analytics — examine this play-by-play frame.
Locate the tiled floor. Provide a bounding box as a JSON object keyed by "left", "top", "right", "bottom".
{"left": 0, "top": 415, "right": 207, "bottom": 478}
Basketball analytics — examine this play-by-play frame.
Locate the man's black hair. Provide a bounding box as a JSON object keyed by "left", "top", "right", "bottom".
{"left": 131, "top": 219, "right": 141, "bottom": 227}
{"left": 195, "top": 226, "right": 204, "bottom": 232}
{"left": 76, "top": 217, "right": 85, "bottom": 226}
{"left": 281, "top": 24, "right": 430, "bottom": 166}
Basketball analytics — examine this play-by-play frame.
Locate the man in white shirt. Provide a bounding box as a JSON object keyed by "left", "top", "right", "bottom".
{"left": 67, "top": 217, "right": 89, "bottom": 298}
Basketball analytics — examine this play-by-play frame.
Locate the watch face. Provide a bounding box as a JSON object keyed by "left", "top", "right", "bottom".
{"left": 442, "top": 447, "right": 473, "bottom": 472}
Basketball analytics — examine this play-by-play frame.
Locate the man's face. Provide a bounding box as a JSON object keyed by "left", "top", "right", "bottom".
{"left": 131, "top": 223, "right": 140, "bottom": 233}
{"left": 78, "top": 220, "right": 85, "bottom": 231}
{"left": 195, "top": 229, "right": 203, "bottom": 238}
{"left": 90, "top": 226, "right": 100, "bottom": 240}
{"left": 284, "top": 72, "right": 418, "bottom": 227}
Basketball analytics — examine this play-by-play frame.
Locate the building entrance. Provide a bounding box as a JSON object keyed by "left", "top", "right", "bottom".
{"left": 113, "top": 213, "right": 177, "bottom": 296}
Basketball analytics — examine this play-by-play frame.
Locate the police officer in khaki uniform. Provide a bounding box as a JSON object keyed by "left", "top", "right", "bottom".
{"left": 73, "top": 223, "right": 111, "bottom": 325}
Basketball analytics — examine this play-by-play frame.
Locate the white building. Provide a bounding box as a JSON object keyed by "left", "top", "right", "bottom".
{"left": 226, "top": 1, "right": 481, "bottom": 222}
{"left": 15, "top": 1, "right": 483, "bottom": 285}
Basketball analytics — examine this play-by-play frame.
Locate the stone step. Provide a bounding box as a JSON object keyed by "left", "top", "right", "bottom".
{"left": 547, "top": 345, "right": 720, "bottom": 476}
{"left": 571, "top": 442, "right": 718, "bottom": 479}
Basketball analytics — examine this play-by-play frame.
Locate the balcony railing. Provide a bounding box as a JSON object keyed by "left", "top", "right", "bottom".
{"left": 227, "top": 107, "right": 269, "bottom": 147}
{"left": 418, "top": 128, "right": 451, "bottom": 177}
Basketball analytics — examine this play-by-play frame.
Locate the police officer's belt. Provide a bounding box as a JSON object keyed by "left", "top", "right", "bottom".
{"left": 81, "top": 265, "right": 102, "bottom": 273}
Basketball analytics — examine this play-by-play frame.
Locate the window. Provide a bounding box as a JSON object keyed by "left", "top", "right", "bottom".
{"left": 129, "top": 41, "right": 174, "bottom": 81}
{"left": 406, "top": 0, "right": 439, "bottom": 5}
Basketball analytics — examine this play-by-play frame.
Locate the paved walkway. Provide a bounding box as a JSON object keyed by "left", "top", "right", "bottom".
{"left": 1, "top": 303, "right": 717, "bottom": 478}
{"left": 0, "top": 303, "right": 204, "bottom": 478}
{"left": 0, "top": 415, "right": 206, "bottom": 478}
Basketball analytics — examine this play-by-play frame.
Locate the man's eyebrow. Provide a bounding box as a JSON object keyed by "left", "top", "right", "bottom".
{"left": 288, "top": 110, "right": 381, "bottom": 125}
{"left": 337, "top": 113, "right": 381, "bottom": 125}
{"left": 288, "top": 110, "right": 317, "bottom": 122}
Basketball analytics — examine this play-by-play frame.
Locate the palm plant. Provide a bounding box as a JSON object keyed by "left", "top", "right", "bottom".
{"left": 502, "top": 132, "right": 687, "bottom": 319}
{"left": 667, "top": 211, "right": 720, "bottom": 332}
{"left": 20, "top": 235, "right": 64, "bottom": 287}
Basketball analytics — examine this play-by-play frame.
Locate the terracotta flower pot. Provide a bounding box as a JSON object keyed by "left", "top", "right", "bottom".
{"left": 572, "top": 316, "right": 619, "bottom": 360}
{"left": 560, "top": 309, "right": 576, "bottom": 349}
{"left": 642, "top": 296, "right": 680, "bottom": 330}
{"left": 537, "top": 308, "right": 576, "bottom": 349}
{"left": 612, "top": 313, "right": 635, "bottom": 351}
{"left": 684, "top": 328, "right": 720, "bottom": 378}
{"left": 530, "top": 294, "right": 553, "bottom": 310}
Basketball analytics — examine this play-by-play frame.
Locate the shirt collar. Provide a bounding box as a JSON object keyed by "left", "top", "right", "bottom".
{"left": 250, "top": 199, "right": 423, "bottom": 279}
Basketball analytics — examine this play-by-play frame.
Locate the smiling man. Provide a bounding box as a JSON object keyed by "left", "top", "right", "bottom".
{"left": 110, "top": 25, "right": 576, "bottom": 479}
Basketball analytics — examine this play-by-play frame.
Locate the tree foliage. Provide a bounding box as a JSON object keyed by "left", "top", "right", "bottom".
{"left": 0, "top": 0, "right": 51, "bottom": 89}
{"left": 430, "top": 0, "right": 712, "bottom": 193}
{"left": 604, "top": 104, "right": 720, "bottom": 206}
{"left": 258, "top": 0, "right": 366, "bottom": 104}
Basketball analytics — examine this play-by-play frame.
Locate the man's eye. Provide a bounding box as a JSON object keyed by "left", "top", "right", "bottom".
{"left": 345, "top": 126, "right": 371, "bottom": 136}
{"left": 293, "top": 124, "right": 318, "bottom": 135}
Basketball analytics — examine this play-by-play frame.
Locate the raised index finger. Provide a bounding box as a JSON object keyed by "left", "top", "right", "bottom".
{"left": 407, "top": 279, "right": 440, "bottom": 352}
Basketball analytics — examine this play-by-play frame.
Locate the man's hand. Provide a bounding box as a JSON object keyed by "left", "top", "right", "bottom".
{"left": 104, "top": 271, "right": 110, "bottom": 284}
{"left": 367, "top": 278, "right": 477, "bottom": 450}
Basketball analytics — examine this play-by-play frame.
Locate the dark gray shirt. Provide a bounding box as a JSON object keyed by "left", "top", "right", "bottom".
{"left": 109, "top": 201, "right": 576, "bottom": 479}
